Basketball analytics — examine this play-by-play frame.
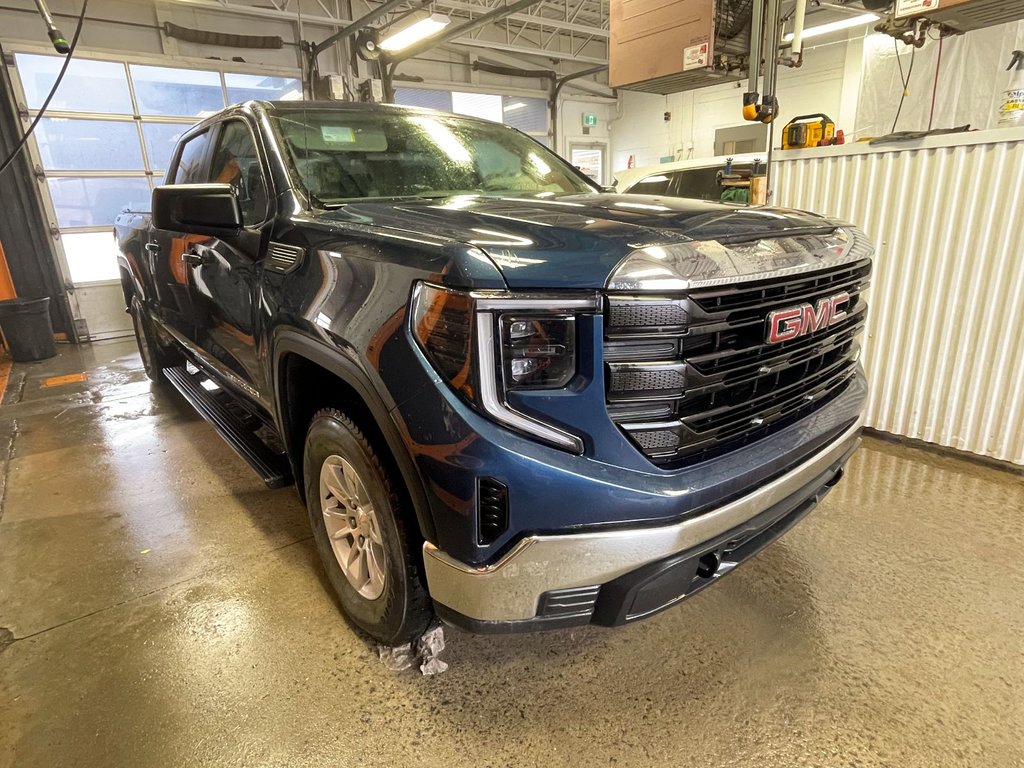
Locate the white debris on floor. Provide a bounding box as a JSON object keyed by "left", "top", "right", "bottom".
{"left": 377, "top": 623, "right": 449, "bottom": 675}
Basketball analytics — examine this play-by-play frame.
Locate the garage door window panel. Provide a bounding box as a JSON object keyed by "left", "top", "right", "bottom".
{"left": 142, "top": 123, "right": 190, "bottom": 178}
{"left": 15, "top": 54, "right": 133, "bottom": 113}
{"left": 47, "top": 177, "right": 151, "bottom": 228}
{"left": 225, "top": 73, "right": 302, "bottom": 104}
{"left": 395, "top": 88, "right": 453, "bottom": 111}
{"left": 61, "top": 231, "right": 122, "bottom": 283}
{"left": 34, "top": 118, "right": 145, "bottom": 172}
{"left": 208, "top": 121, "right": 269, "bottom": 225}
{"left": 501, "top": 97, "right": 547, "bottom": 134}
{"left": 130, "top": 65, "right": 225, "bottom": 117}
{"left": 451, "top": 92, "right": 503, "bottom": 123}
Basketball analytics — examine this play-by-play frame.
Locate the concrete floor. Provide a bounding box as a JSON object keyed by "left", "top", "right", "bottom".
{"left": 0, "top": 339, "right": 1021, "bottom": 768}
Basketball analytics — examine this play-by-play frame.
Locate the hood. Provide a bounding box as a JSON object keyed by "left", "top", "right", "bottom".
{"left": 317, "top": 193, "right": 838, "bottom": 289}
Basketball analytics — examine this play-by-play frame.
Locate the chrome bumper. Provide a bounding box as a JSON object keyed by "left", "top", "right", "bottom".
{"left": 423, "top": 417, "right": 863, "bottom": 623}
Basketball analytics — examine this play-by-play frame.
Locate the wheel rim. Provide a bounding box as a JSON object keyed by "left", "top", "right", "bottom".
{"left": 319, "top": 454, "right": 387, "bottom": 600}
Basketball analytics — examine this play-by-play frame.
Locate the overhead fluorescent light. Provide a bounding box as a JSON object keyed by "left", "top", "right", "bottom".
{"left": 503, "top": 102, "right": 527, "bottom": 112}
{"left": 783, "top": 13, "right": 878, "bottom": 41}
{"left": 379, "top": 13, "right": 450, "bottom": 52}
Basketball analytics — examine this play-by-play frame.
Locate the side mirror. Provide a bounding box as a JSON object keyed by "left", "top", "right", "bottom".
{"left": 152, "top": 183, "right": 242, "bottom": 237}
{"left": 599, "top": 184, "right": 617, "bottom": 194}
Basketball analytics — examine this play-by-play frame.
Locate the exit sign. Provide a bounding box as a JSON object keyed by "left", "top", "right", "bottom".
{"left": 582, "top": 113, "right": 598, "bottom": 127}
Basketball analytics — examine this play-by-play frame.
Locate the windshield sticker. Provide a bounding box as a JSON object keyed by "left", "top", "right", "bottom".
{"left": 321, "top": 126, "right": 356, "bottom": 144}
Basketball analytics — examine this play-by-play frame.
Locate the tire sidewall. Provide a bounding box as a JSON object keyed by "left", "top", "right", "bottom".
{"left": 303, "top": 412, "right": 412, "bottom": 642}
{"left": 130, "top": 297, "right": 159, "bottom": 380}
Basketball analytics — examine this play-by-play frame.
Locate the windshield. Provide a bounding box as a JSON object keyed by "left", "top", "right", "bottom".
{"left": 271, "top": 108, "right": 595, "bottom": 205}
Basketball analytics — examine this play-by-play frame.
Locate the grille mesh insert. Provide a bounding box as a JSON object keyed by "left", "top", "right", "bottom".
{"left": 604, "top": 259, "right": 871, "bottom": 466}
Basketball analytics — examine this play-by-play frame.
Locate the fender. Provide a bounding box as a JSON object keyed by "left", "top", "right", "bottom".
{"left": 271, "top": 329, "right": 438, "bottom": 544}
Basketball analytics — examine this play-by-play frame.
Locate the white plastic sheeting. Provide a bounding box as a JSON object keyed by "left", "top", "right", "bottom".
{"left": 772, "top": 129, "right": 1024, "bottom": 466}
{"left": 856, "top": 23, "right": 1024, "bottom": 139}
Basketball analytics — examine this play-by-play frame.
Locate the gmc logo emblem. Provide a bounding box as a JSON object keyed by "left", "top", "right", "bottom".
{"left": 766, "top": 291, "right": 850, "bottom": 344}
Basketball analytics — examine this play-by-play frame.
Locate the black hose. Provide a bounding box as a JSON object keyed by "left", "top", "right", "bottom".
{"left": 0, "top": 0, "right": 90, "bottom": 177}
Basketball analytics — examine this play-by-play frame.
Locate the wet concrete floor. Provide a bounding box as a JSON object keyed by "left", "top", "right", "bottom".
{"left": 0, "top": 339, "right": 1021, "bottom": 767}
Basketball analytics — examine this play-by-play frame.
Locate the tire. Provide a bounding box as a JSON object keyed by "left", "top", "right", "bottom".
{"left": 130, "top": 296, "right": 181, "bottom": 382}
{"left": 303, "top": 408, "right": 432, "bottom": 644}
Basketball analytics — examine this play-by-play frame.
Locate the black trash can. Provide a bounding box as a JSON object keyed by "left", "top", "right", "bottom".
{"left": 0, "top": 297, "right": 58, "bottom": 362}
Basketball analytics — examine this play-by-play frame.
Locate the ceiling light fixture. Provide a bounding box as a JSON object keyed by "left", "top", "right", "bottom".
{"left": 379, "top": 13, "right": 451, "bottom": 52}
{"left": 783, "top": 13, "right": 878, "bottom": 42}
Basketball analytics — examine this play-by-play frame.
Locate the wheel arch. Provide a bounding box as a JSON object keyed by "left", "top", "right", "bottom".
{"left": 272, "top": 331, "right": 437, "bottom": 545}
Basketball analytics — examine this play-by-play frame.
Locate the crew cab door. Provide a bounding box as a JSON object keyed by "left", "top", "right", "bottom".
{"left": 149, "top": 126, "right": 214, "bottom": 341}
{"left": 185, "top": 118, "right": 272, "bottom": 409}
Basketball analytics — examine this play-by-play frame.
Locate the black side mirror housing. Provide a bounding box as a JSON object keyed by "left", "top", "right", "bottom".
{"left": 152, "top": 183, "right": 243, "bottom": 237}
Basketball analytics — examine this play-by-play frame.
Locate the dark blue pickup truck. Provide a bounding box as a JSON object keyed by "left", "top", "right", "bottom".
{"left": 114, "top": 100, "right": 870, "bottom": 644}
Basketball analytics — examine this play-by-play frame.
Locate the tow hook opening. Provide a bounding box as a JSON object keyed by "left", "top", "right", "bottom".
{"left": 696, "top": 552, "right": 721, "bottom": 579}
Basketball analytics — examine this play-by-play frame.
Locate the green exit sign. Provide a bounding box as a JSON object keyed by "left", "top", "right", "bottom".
{"left": 582, "top": 113, "right": 598, "bottom": 127}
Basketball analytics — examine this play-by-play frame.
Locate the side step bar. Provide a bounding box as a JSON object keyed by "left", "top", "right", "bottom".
{"left": 163, "top": 366, "right": 292, "bottom": 489}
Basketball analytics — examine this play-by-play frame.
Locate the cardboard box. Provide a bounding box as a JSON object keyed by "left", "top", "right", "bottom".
{"left": 609, "top": 0, "right": 716, "bottom": 89}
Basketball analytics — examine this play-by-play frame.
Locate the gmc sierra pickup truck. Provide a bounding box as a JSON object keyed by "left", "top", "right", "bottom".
{"left": 114, "top": 100, "right": 871, "bottom": 644}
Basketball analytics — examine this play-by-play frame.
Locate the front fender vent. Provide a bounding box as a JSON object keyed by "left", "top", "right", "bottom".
{"left": 266, "top": 242, "right": 305, "bottom": 274}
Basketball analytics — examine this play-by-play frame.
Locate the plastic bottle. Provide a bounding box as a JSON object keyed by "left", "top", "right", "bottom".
{"left": 997, "top": 50, "right": 1024, "bottom": 128}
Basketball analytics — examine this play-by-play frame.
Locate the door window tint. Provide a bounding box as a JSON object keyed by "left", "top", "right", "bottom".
{"left": 208, "top": 121, "right": 268, "bottom": 225}
{"left": 677, "top": 164, "right": 753, "bottom": 201}
{"left": 173, "top": 130, "right": 211, "bottom": 185}
{"left": 628, "top": 173, "right": 672, "bottom": 196}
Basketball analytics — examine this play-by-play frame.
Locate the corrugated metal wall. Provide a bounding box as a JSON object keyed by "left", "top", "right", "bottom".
{"left": 771, "top": 137, "right": 1024, "bottom": 466}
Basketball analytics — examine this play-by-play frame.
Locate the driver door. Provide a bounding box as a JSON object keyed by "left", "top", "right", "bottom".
{"left": 186, "top": 118, "right": 272, "bottom": 410}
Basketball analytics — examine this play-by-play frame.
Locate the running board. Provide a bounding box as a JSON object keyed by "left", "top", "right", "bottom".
{"left": 163, "top": 366, "right": 292, "bottom": 489}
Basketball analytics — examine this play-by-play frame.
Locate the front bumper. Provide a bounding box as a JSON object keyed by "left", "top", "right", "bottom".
{"left": 425, "top": 416, "right": 862, "bottom": 631}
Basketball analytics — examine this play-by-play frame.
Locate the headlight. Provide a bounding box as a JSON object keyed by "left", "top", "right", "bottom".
{"left": 411, "top": 282, "right": 598, "bottom": 452}
{"left": 500, "top": 315, "right": 576, "bottom": 389}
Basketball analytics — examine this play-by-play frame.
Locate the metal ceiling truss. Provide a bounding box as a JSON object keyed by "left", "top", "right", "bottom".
{"left": 437, "top": 0, "right": 609, "bottom": 61}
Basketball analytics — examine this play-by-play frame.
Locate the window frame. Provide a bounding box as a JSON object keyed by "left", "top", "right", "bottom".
{"left": 205, "top": 117, "right": 274, "bottom": 227}
{"left": 167, "top": 126, "right": 214, "bottom": 187}
{"left": 208, "top": 115, "right": 276, "bottom": 227}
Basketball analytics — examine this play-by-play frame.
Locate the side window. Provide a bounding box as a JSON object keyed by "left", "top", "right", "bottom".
{"left": 172, "top": 130, "right": 211, "bottom": 185}
{"left": 676, "top": 168, "right": 716, "bottom": 200}
{"left": 208, "top": 120, "right": 269, "bottom": 225}
{"left": 627, "top": 173, "right": 671, "bottom": 196}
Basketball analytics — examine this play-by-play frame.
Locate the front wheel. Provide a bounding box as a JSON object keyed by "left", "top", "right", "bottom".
{"left": 303, "top": 408, "right": 432, "bottom": 644}
{"left": 130, "top": 296, "right": 181, "bottom": 382}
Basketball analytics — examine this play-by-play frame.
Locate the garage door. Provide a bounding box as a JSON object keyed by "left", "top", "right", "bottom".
{"left": 8, "top": 52, "right": 300, "bottom": 339}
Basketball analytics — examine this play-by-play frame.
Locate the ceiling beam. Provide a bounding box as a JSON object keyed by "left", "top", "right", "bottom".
{"left": 157, "top": 0, "right": 348, "bottom": 25}
{"left": 435, "top": 0, "right": 609, "bottom": 38}
{"left": 451, "top": 37, "right": 606, "bottom": 64}
{"left": 387, "top": 0, "right": 547, "bottom": 62}
{"left": 558, "top": 75, "right": 613, "bottom": 98}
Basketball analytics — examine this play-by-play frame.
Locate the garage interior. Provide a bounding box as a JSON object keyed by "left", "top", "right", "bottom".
{"left": 0, "top": 0, "right": 1022, "bottom": 766}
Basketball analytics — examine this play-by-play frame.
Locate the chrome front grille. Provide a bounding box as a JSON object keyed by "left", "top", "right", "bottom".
{"left": 604, "top": 258, "right": 871, "bottom": 466}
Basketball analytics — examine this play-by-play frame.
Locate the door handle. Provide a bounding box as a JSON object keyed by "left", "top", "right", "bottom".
{"left": 185, "top": 248, "right": 210, "bottom": 267}
{"left": 144, "top": 242, "right": 160, "bottom": 253}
